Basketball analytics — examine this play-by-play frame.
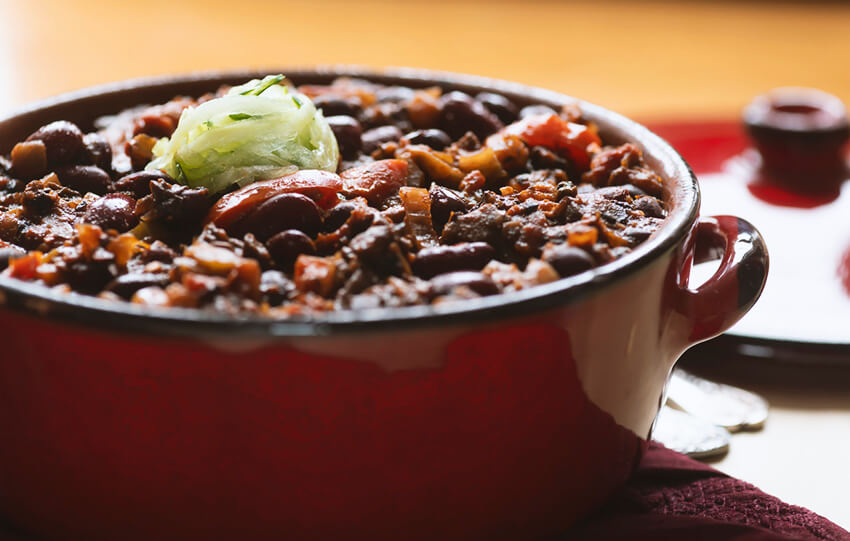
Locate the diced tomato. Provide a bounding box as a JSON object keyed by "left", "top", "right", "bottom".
{"left": 340, "top": 159, "right": 409, "bottom": 205}
{"left": 6, "top": 252, "right": 42, "bottom": 280}
{"left": 206, "top": 170, "right": 343, "bottom": 230}
{"left": 499, "top": 113, "right": 601, "bottom": 170}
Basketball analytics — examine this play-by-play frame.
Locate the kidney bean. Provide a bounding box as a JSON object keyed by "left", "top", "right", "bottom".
{"left": 428, "top": 271, "right": 499, "bottom": 298}
{"left": 312, "top": 94, "right": 362, "bottom": 117}
{"left": 133, "top": 114, "right": 176, "bottom": 138}
{"left": 234, "top": 192, "right": 321, "bottom": 241}
{"left": 519, "top": 104, "right": 558, "bottom": 119}
{"left": 114, "top": 170, "right": 173, "bottom": 198}
{"left": 83, "top": 193, "right": 139, "bottom": 232}
{"left": 438, "top": 91, "right": 504, "bottom": 140}
{"left": 82, "top": 133, "right": 113, "bottom": 172}
{"left": 26, "top": 121, "right": 86, "bottom": 165}
{"left": 429, "top": 185, "right": 468, "bottom": 231}
{"left": 412, "top": 242, "right": 496, "bottom": 278}
{"left": 403, "top": 129, "right": 451, "bottom": 149}
{"left": 362, "top": 125, "right": 404, "bottom": 154}
{"left": 267, "top": 229, "right": 316, "bottom": 269}
{"left": 476, "top": 92, "right": 519, "bottom": 124}
{"left": 326, "top": 115, "right": 362, "bottom": 160}
{"left": 55, "top": 165, "right": 112, "bottom": 195}
{"left": 543, "top": 244, "right": 595, "bottom": 277}
{"left": 634, "top": 196, "right": 665, "bottom": 218}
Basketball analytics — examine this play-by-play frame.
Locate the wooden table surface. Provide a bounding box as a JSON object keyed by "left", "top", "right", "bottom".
{"left": 1, "top": 0, "right": 849, "bottom": 532}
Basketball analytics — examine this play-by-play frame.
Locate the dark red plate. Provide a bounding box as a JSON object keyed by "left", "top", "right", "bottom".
{"left": 646, "top": 120, "right": 850, "bottom": 364}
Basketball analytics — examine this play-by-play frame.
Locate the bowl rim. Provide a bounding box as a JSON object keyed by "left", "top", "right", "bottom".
{"left": 0, "top": 66, "right": 699, "bottom": 339}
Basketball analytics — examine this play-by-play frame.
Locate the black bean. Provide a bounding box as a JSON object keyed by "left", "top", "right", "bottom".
{"left": 350, "top": 224, "right": 393, "bottom": 264}
{"left": 312, "top": 94, "right": 363, "bottom": 117}
{"left": 22, "top": 183, "right": 58, "bottom": 216}
{"left": 429, "top": 185, "right": 468, "bottom": 231}
{"left": 242, "top": 233, "right": 273, "bottom": 269}
{"left": 106, "top": 272, "right": 170, "bottom": 299}
{"left": 475, "top": 92, "right": 519, "bottom": 124}
{"left": 362, "top": 125, "right": 404, "bottom": 154}
{"left": 327, "top": 115, "right": 362, "bottom": 160}
{"left": 403, "top": 129, "right": 451, "bottom": 149}
{"left": 26, "top": 121, "right": 86, "bottom": 165}
{"left": 260, "top": 269, "right": 295, "bottom": 304}
{"left": 428, "top": 271, "right": 499, "bottom": 298}
{"left": 620, "top": 184, "right": 648, "bottom": 198}
{"left": 438, "top": 91, "right": 504, "bottom": 139}
{"left": 55, "top": 165, "right": 112, "bottom": 195}
{"left": 322, "top": 201, "right": 356, "bottom": 232}
{"left": 634, "top": 196, "right": 665, "bottom": 218}
{"left": 0, "top": 176, "right": 22, "bottom": 192}
{"left": 412, "top": 242, "right": 496, "bottom": 278}
{"left": 141, "top": 240, "right": 176, "bottom": 263}
{"left": 267, "top": 229, "right": 315, "bottom": 269}
{"left": 529, "top": 146, "right": 570, "bottom": 170}
{"left": 114, "top": 170, "right": 173, "bottom": 198}
{"left": 238, "top": 192, "right": 321, "bottom": 240}
{"left": 519, "top": 104, "right": 558, "bottom": 119}
{"left": 64, "top": 260, "right": 113, "bottom": 294}
{"left": 83, "top": 193, "right": 139, "bottom": 232}
{"left": 556, "top": 180, "right": 577, "bottom": 200}
{"left": 0, "top": 244, "right": 25, "bottom": 270}
{"left": 82, "top": 133, "right": 113, "bottom": 172}
{"left": 147, "top": 179, "right": 209, "bottom": 224}
{"left": 543, "top": 244, "right": 595, "bottom": 277}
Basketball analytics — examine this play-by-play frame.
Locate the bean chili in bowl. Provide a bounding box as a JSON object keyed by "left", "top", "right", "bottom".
{"left": 0, "top": 74, "right": 667, "bottom": 317}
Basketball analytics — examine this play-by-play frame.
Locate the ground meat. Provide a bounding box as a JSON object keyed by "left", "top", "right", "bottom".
{"left": 0, "top": 78, "right": 668, "bottom": 315}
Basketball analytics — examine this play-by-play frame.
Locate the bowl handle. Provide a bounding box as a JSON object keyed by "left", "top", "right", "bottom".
{"left": 678, "top": 215, "right": 769, "bottom": 344}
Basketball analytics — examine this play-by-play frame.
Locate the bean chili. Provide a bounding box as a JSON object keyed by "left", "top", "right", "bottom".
{"left": 0, "top": 77, "right": 667, "bottom": 316}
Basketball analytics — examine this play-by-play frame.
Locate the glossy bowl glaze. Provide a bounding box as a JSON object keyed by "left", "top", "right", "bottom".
{"left": 0, "top": 68, "right": 768, "bottom": 540}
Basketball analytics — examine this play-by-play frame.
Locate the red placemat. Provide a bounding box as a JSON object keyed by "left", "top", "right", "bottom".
{"left": 568, "top": 441, "right": 849, "bottom": 540}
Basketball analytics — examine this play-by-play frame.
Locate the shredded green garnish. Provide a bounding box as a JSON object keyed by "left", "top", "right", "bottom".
{"left": 239, "top": 74, "right": 285, "bottom": 96}
{"left": 228, "top": 113, "right": 260, "bottom": 121}
{"left": 174, "top": 161, "right": 186, "bottom": 183}
{"left": 146, "top": 74, "right": 338, "bottom": 194}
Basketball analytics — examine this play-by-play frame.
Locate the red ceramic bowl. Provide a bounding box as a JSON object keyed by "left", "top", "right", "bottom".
{"left": 0, "top": 68, "right": 768, "bottom": 540}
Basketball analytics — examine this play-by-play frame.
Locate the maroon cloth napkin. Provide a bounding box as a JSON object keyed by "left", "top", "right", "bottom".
{"left": 568, "top": 441, "right": 849, "bottom": 540}
{"left": 0, "top": 442, "right": 846, "bottom": 540}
